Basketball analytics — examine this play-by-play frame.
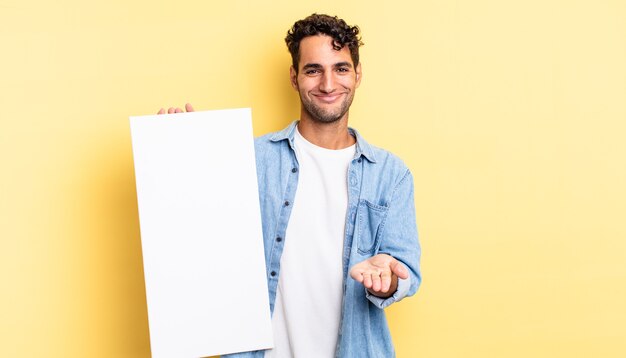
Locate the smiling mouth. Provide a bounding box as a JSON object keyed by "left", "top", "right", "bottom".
{"left": 313, "top": 93, "right": 345, "bottom": 103}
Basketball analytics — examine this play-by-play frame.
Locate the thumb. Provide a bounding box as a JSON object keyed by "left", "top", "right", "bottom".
{"left": 390, "top": 259, "right": 409, "bottom": 280}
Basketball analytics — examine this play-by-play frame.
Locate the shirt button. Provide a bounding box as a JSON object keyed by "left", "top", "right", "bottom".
{"left": 270, "top": 271, "right": 277, "bottom": 277}
{"left": 291, "top": 167, "right": 298, "bottom": 173}
{"left": 358, "top": 158, "right": 362, "bottom": 163}
{"left": 276, "top": 237, "right": 282, "bottom": 242}
{"left": 284, "top": 200, "right": 290, "bottom": 206}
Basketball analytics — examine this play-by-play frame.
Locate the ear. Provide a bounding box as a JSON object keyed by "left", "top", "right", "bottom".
{"left": 355, "top": 62, "right": 362, "bottom": 88}
{"left": 289, "top": 65, "right": 298, "bottom": 90}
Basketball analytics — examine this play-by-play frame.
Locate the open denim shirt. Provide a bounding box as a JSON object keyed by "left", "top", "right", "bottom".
{"left": 225, "top": 121, "right": 421, "bottom": 357}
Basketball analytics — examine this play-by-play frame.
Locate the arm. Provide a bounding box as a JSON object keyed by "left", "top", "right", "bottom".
{"left": 349, "top": 169, "right": 421, "bottom": 305}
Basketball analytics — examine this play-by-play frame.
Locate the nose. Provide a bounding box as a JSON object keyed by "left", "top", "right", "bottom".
{"left": 319, "top": 71, "right": 336, "bottom": 93}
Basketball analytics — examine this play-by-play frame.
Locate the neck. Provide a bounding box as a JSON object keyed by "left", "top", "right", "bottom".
{"left": 297, "top": 115, "right": 355, "bottom": 150}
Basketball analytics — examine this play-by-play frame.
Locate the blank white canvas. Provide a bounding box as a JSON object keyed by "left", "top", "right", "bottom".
{"left": 129, "top": 108, "right": 273, "bottom": 357}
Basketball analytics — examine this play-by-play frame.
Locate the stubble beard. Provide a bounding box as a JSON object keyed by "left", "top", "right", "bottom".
{"left": 299, "top": 90, "right": 355, "bottom": 124}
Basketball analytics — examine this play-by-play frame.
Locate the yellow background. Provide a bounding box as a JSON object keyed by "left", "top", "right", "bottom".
{"left": 1, "top": 1, "right": 625, "bottom": 357}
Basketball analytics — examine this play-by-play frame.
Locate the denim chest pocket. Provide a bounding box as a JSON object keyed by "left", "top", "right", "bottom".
{"left": 356, "top": 200, "right": 389, "bottom": 255}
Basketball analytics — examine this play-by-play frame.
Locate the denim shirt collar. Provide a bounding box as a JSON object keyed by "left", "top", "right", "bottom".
{"left": 268, "top": 120, "right": 378, "bottom": 163}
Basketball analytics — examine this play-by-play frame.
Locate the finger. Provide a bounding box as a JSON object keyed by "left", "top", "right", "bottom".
{"left": 175, "top": 107, "right": 183, "bottom": 113}
{"left": 363, "top": 272, "right": 373, "bottom": 289}
{"left": 167, "top": 107, "right": 175, "bottom": 114}
{"left": 390, "top": 260, "right": 409, "bottom": 279}
{"left": 381, "top": 270, "right": 392, "bottom": 292}
{"left": 157, "top": 108, "right": 165, "bottom": 115}
{"left": 350, "top": 269, "right": 364, "bottom": 283}
{"left": 371, "top": 271, "right": 382, "bottom": 292}
{"left": 185, "top": 103, "right": 195, "bottom": 112}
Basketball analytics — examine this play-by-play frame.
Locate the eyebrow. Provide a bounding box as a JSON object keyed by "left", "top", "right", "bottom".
{"left": 302, "top": 63, "right": 323, "bottom": 71}
{"left": 334, "top": 62, "right": 353, "bottom": 69}
{"left": 301, "top": 62, "right": 354, "bottom": 71}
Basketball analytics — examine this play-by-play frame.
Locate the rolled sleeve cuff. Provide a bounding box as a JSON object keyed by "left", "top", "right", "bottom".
{"left": 365, "top": 274, "right": 411, "bottom": 309}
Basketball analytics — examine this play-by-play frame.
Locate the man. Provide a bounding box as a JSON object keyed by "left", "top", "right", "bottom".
{"left": 160, "top": 14, "right": 421, "bottom": 358}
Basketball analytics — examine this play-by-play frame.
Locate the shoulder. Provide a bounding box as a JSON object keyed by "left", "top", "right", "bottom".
{"left": 351, "top": 126, "right": 410, "bottom": 176}
{"left": 254, "top": 131, "right": 284, "bottom": 158}
{"left": 372, "top": 145, "right": 408, "bottom": 169}
{"left": 372, "top": 146, "right": 414, "bottom": 194}
{"left": 363, "top": 140, "right": 411, "bottom": 177}
{"left": 254, "top": 121, "right": 297, "bottom": 153}
{"left": 356, "top": 139, "right": 415, "bottom": 207}
{"left": 254, "top": 132, "right": 275, "bottom": 147}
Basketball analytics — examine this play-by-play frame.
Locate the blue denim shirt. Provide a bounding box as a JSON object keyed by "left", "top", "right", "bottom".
{"left": 225, "top": 121, "right": 421, "bottom": 358}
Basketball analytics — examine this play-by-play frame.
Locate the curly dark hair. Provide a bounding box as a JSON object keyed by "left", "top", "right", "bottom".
{"left": 285, "top": 14, "right": 363, "bottom": 73}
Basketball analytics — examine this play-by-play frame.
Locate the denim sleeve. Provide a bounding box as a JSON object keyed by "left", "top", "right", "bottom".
{"left": 367, "top": 169, "right": 422, "bottom": 308}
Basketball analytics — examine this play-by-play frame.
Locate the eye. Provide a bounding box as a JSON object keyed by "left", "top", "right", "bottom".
{"left": 336, "top": 67, "right": 350, "bottom": 73}
{"left": 304, "top": 69, "right": 320, "bottom": 75}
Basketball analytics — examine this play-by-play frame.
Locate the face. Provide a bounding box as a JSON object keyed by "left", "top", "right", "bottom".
{"left": 290, "top": 35, "right": 362, "bottom": 124}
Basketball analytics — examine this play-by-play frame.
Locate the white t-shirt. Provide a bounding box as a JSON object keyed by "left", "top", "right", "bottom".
{"left": 264, "top": 127, "right": 356, "bottom": 358}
